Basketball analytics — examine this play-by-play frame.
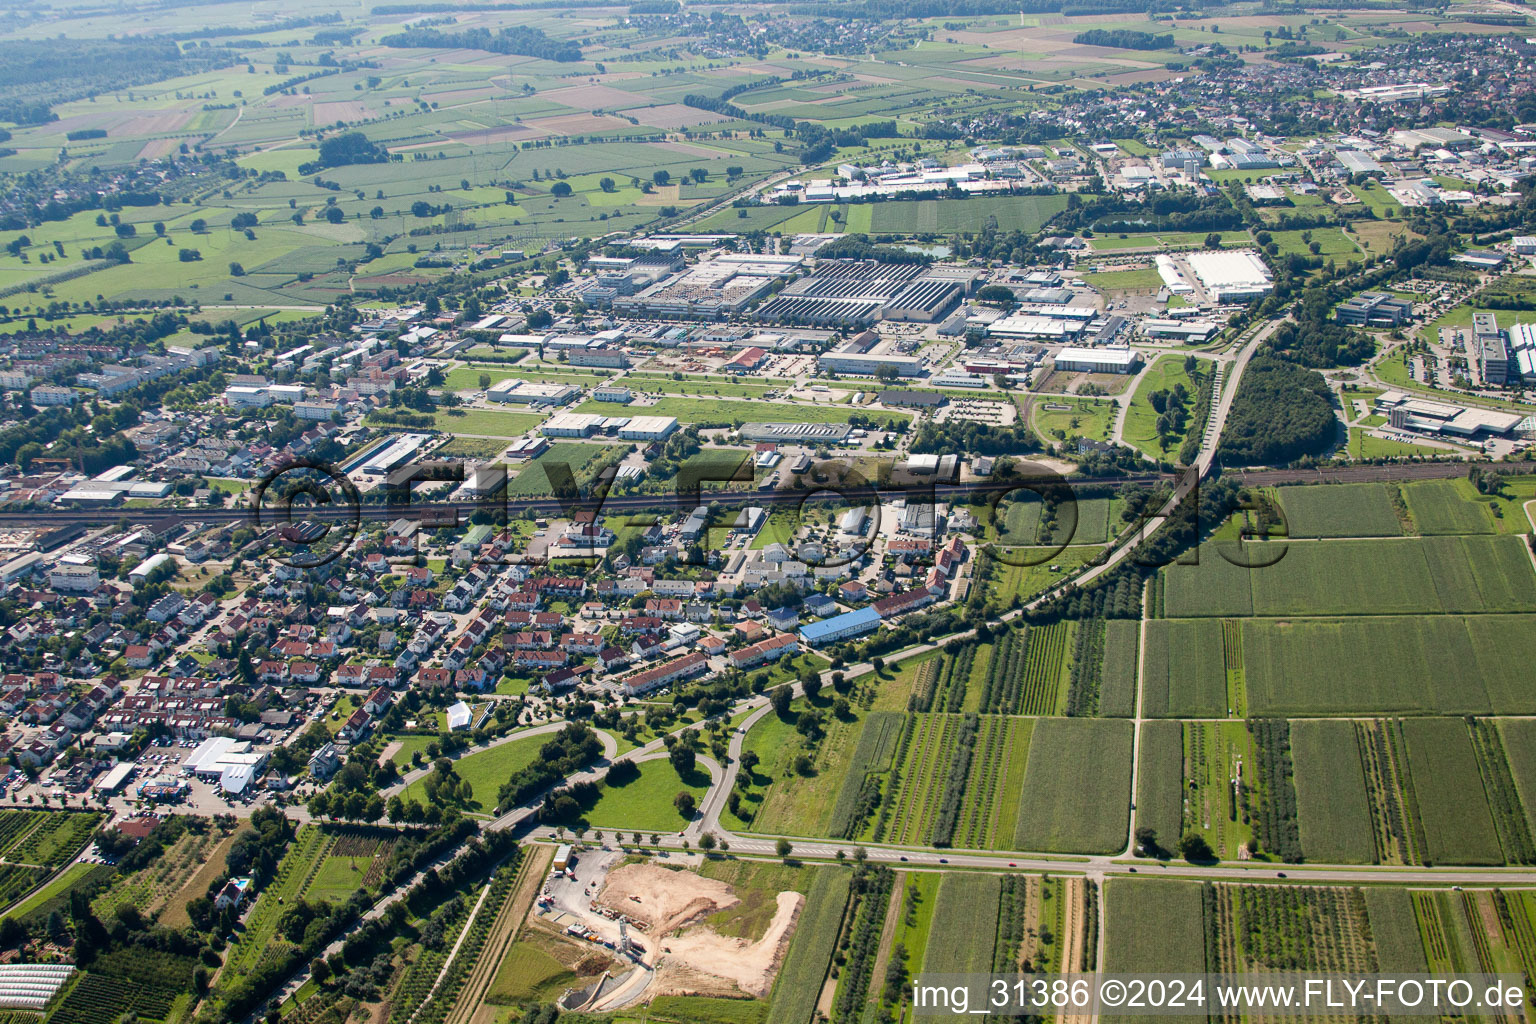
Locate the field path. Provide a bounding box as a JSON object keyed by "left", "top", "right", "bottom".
{"left": 864, "top": 870, "right": 907, "bottom": 1016}
{"left": 442, "top": 845, "right": 553, "bottom": 1024}
{"left": 409, "top": 881, "right": 493, "bottom": 1024}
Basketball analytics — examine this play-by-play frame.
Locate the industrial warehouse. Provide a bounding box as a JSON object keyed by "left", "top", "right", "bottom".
{"left": 754, "top": 259, "right": 976, "bottom": 327}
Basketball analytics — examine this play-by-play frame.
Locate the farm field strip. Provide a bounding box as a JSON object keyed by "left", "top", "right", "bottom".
{"left": 1161, "top": 536, "right": 1536, "bottom": 618}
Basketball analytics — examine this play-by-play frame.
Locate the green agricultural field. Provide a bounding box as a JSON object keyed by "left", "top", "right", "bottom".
{"left": 426, "top": 408, "right": 547, "bottom": 438}
{"left": 1403, "top": 479, "right": 1496, "bottom": 534}
{"left": 766, "top": 869, "right": 851, "bottom": 1024}
{"left": 1239, "top": 615, "right": 1536, "bottom": 716}
{"left": 1133, "top": 721, "right": 1183, "bottom": 856}
{"left": 1099, "top": 620, "right": 1140, "bottom": 718}
{"left": 1160, "top": 536, "right": 1536, "bottom": 618}
{"left": 1012, "top": 718, "right": 1132, "bottom": 854}
{"left": 922, "top": 873, "right": 1001, "bottom": 973}
{"left": 1141, "top": 618, "right": 1228, "bottom": 718}
{"left": 1274, "top": 483, "right": 1405, "bottom": 538}
{"left": 1400, "top": 718, "right": 1504, "bottom": 865}
{"left": 993, "top": 495, "right": 1118, "bottom": 547}
{"left": 1365, "top": 889, "right": 1429, "bottom": 972}
{"left": 508, "top": 442, "right": 623, "bottom": 497}
{"left": 1290, "top": 719, "right": 1376, "bottom": 864}
{"left": 1498, "top": 718, "right": 1536, "bottom": 839}
{"left": 866, "top": 193, "right": 1069, "bottom": 234}
{"left": 1087, "top": 268, "right": 1165, "bottom": 293}
{"left": 1103, "top": 878, "right": 1206, "bottom": 972}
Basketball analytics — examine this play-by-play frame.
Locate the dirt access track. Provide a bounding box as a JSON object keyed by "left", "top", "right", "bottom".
{"left": 597, "top": 862, "right": 804, "bottom": 999}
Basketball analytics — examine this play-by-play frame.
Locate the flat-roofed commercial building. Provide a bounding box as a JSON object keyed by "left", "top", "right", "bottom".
{"left": 541, "top": 413, "right": 607, "bottom": 438}
{"left": 817, "top": 352, "right": 924, "bottom": 377}
{"left": 1186, "top": 250, "right": 1273, "bottom": 302}
{"left": 740, "top": 422, "right": 852, "bottom": 443}
{"left": 985, "top": 315, "right": 1081, "bottom": 341}
{"left": 1140, "top": 319, "right": 1222, "bottom": 342}
{"left": 1336, "top": 292, "right": 1413, "bottom": 327}
{"left": 617, "top": 416, "right": 678, "bottom": 441}
{"left": 1508, "top": 323, "right": 1536, "bottom": 382}
{"left": 487, "top": 379, "right": 580, "bottom": 405}
{"left": 1374, "top": 391, "right": 1524, "bottom": 437}
{"left": 1475, "top": 312, "right": 1508, "bottom": 386}
{"left": 1053, "top": 346, "right": 1143, "bottom": 374}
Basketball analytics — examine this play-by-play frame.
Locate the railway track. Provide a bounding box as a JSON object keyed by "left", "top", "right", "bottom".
{"left": 0, "top": 461, "right": 1480, "bottom": 532}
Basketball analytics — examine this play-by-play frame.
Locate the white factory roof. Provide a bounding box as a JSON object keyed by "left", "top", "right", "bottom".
{"left": 543, "top": 413, "right": 606, "bottom": 433}
{"left": 986, "top": 315, "right": 1074, "bottom": 338}
{"left": 129, "top": 551, "right": 173, "bottom": 579}
{"left": 621, "top": 415, "right": 678, "bottom": 435}
{"left": 1057, "top": 346, "right": 1141, "bottom": 368}
{"left": 1186, "top": 250, "right": 1273, "bottom": 291}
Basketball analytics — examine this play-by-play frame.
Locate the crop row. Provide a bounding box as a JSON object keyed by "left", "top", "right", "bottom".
{"left": 978, "top": 629, "right": 1025, "bottom": 714}
{"left": 1230, "top": 885, "right": 1373, "bottom": 973}
{"left": 1467, "top": 720, "right": 1536, "bottom": 864}
{"left": 934, "top": 644, "right": 975, "bottom": 714}
{"left": 906, "top": 658, "right": 941, "bottom": 714}
{"left": 766, "top": 869, "right": 853, "bottom": 1024}
{"left": 1065, "top": 619, "right": 1105, "bottom": 717}
{"left": 827, "top": 712, "right": 903, "bottom": 841}
{"left": 884, "top": 715, "right": 956, "bottom": 845}
{"left": 928, "top": 714, "right": 980, "bottom": 848}
{"left": 0, "top": 864, "right": 48, "bottom": 910}
{"left": 1019, "top": 621, "right": 1068, "bottom": 716}
{"left": 8, "top": 811, "right": 102, "bottom": 869}
{"left": 47, "top": 972, "right": 177, "bottom": 1024}
{"left": 1355, "top": 720, "right": 1417, "bottom": 864}
{"left": 830, "top": 866, "right": 894, "bottom": 1024}
{"left": 414, "top": 853, "right": 526, "bottom": 1024}
{"left": 955, "top": 716, "right": 1010, "bottom": 849}
{"left": 923, "top": 874, "right": 1000, "bottom": 974}
{"left": 868, "top": 716, "right": 916, "bottom": 844}
{"left": 993, "top": 875, "right": 1030, "bottom": 976}
{"left": 224, "top": 824, "right": 332, "bottom": 977}
{"left": 1493, "top": 890, "right": 1536, "bottom": 980}
{"left": 1247, "top": 719, "right": 1302, "bottom": 863}
{"left": 0, "top": 811, "right": 41, "bottom": 856}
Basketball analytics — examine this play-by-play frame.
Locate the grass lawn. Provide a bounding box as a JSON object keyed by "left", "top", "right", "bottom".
{"left": 579, "top": 758, "right": 711, "bottom": 832}
{"left": 750, "top": 510, "right": 800, "bottom": 550}
{"left": 1123, "top": 355, "right": 1210, "bottom": 459}
{"left": 386, "top": 734, "right": 438, "bottom": 768}
{"left": 981, "top": 545, "right": 1101, "bottom": 614}
{"left": 5, "top": 862, "right": 101, "bottom": 918}
{"left": 442, "top": 366, "right": 525, "bottom": 391}
{"left": 1348, "top": 429, "right": 1454, "bottom": 460}
{"left": 1266, "top": 227, "right": 1361, "bottom": 262}
{"left": 1085, "top": 267, "right": 1163, "bottom": 293}
{"left": 402, "top": 733, "right": 551, "bottom": 814}
{"left": 324, "top": 695, "right": 360, "bottom": 736}
{"left": 427, "top": 408, "right": 546, "bottom": 437}
{"left": 1030, "top": 395, "right": 1117, "bottom": 445}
